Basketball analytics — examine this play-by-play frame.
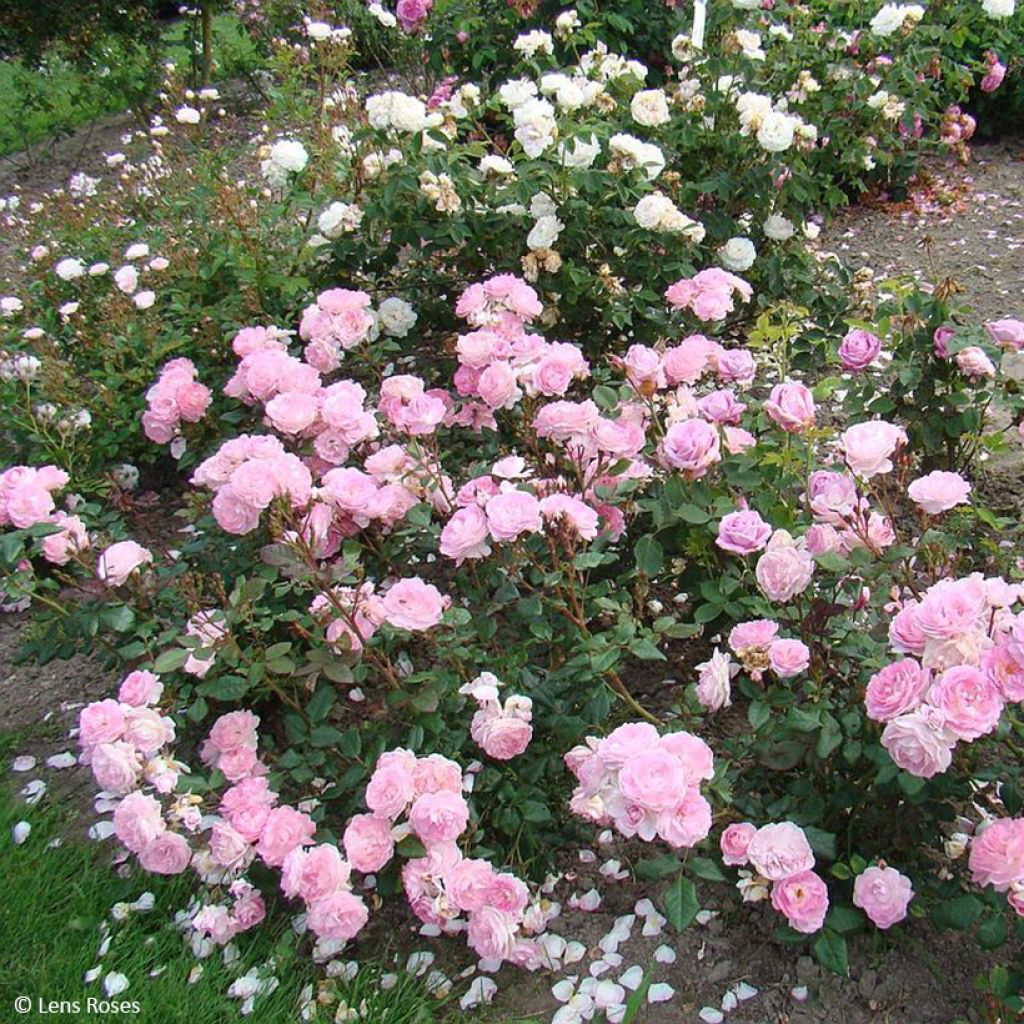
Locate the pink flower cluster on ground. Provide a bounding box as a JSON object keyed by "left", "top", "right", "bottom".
{"left": 345, "top": 748, "right": 554, "bottom": 966}
{"left": 142, "top": 357, "right": 212, "bottom": 444}
{"left": 461, "top": 671, "right": 534, "bottom": 760}
{"left": 720, "top": 821, "right": 829, "bottom": 933}
{"left": 867, "top": 574, "right": 1024, "bottom": 777}
{"left": 665, "top": 268, "right": 753, "bottom": 322}
{"left": 565, "top": 722, "right": 715, "bottom": 848}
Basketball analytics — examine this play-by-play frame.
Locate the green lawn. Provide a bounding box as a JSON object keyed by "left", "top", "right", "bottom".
{"left": 0, "top": 14, "right": 259, "bottom": 157}
{"left": 0, "top": 730, "right": 438, "bottom": 1023}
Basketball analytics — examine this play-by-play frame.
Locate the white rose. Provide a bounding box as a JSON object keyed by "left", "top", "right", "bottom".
{"left": 803, "top": 221, "right": 821, "bottom": 240}
{"left": 982, "top": 0, "right": 1014, "bottom": 15}
{"left": 756, "top": 111, "right": 795, "bottom": 152}
{"left": 480, "top": 155, "right": 516, "bottom": 177}
{"left": 306, "top": 20, "right": 332, "bottom": 40}
{"left": 630, "top": 89, "right": 671, "bottom": 127}
{"left": 633, "top": 194, "right": 673, "bottom": 230}
{"left": 529, "top": 192, "right": 558, "bottom": 219}
{"left": 175, "top": 106, "right": 200, "bottom": 124}
{"left": 269, "top": 139, "right": 308, "bottom": 173}
{"left": 527, "top": 214, "right": 564, "bottom": 251}
{"left": 378, "top": 298, "right": 418, "bottom": 338}
{"left": 558, "top": 134, "right": 601, "bottom": 168}
{"left": 114, "top": 265, "right": 139, "bottom": 294}
{"left": 733, "top": 0, "right": 761, "bottom": 7}
{"left": 764, "top": 214, "right": 795, "bottom": 240}
{"left": 719, "top": 237, "right": 756, "bottom": 272}
{"left": 499, "top": 78, "right": 538, "bottom": 110}
{"left": 55, "top": 258, "right": 85, "bottom": 281}
{"left": 513, "top": 30, "right": 554, "bottom": 58}
{"left": 318, "top": 201, "right": 363, "bottom": 238}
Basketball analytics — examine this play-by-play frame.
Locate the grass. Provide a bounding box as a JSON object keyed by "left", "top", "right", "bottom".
{"left": 0, "top": 729, "right": 439, "bottom": 1023}
{"left": 0, "top": 14, "right": 259, "bottom": 158}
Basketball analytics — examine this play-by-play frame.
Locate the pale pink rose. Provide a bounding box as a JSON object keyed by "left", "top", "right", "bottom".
{"left": 807, "top": 470, "right": 858, "bottom": 525}
{"left": 208, "top": 711, "right": 260, "bottom": 755}
{"left": 41, "top": 512, "right": 89, "bottom": 564}
{"left": 265, "top": 392, "right": 319, "bottom": 435}
{"left": 729, "top": 619, "right": 779, "bottom": 653}
{"left": 139, "top": 831, "right": 192, "bottom": 874}
{"left": 756, "top": 541, "right": 815, "bottom": 603}
{"left": 193, "top": 905, "right": 238, "bottom": 944}
{"left": 534, "top": 399, "right": 600, "bottom": 441}
{"left": 211, "top": 487, "right": 261, "bottom": 535}
{"left": 933, "top": 326, "right": 954, "bottom": 358}
{"left": 746, "top": 822, "right": 815, "bottom": 881}
{"left": 113, "top": 791, "right": 166, "bottom": 853}
{"left": 880, "top": 708, "right": 957, "bottom": 778}
{"left": 280, "top": 843, "right": 351, "bottom": 903}
{"left": 764, "top": 382, "right": 815, "bottom": 433}
{"left": 448, "top": 857, "right": 498, "bottom": 913}
{"left": 466, "top": 905, "right": 518, "bottom": 961}
{"left": 889, "top": 603, "right": 926, "bottom": 655}
{"left": 381, "top": 578, "right": 447, "bottom": 630}
{"left": 256, "top": 806, "right": 316, "bottom": 867}
{"left": 618, "top": 749, "right": 689, "bottom": 813}
{"left": 656, "top": 788, "right": 712, "bottom": 848}
{"left": 717, "top": 510, "right": 772, "bottom": 555}
{"left": 695, "top": 648, "right": 737, "bottom": 711}
{"left": 985, "top": 318, "right": 1024, "bottom": 349}
{"left": 659, "top": 418, "right": 721, "bottom": 478}
{"left": 343, "top": 814, "right": 395, "bottom": 873}
{"left": 853, "top": 865, "right": 913, "bottom": 929}
{"left": 232, "top": 889, "right": 266, "bottom": 931}
{"left": 478, "top": 361, "right": 522, "bottom": 409}
{"left": 306, "top": 890, "right": 369, "bottom": 940}
{"left": 908, "top": 471, "right": 971, "bottom": 515}
{"left": 771, "top": 870, "right": 829, "bottom": 933}
{"left": 698, "top": 389, "right": 746, "bottom": 425}
{"left": 841, "top": 420, "right": 907, "bottom": 479}
{"left": 598, "top": 722, "right": 660, "bottom": 768}
{"left": 6, "top": 483, "right": 56, "bottom": 528}
{"left": 123, "top": 706, "right": 175, "bottom": 755}
{"left": 79, "top": 699, "right": 126, "bottom": 748}
{"left": 865, "top": 660, "right": 930, "bottom": 721}
{"left": 956, "top": 346, "right": 996, "bottom": 379}
{"left": 485, "top": 872, "right": 529, "bottom": 915}
{"left": 720, "top": 822, "right": 757, "bottom": 866}
{"left": 622, "top": 344, "right": 665, "bottom": 393}
{"left": 714, "top": 349, "right": 756, "bottom": 385}
{"left": 724, "top": 425, "right": 757, "bottom": 454}
{"left": 838, "top": 329, "right": 882, "bottom": 371}
{"left": 96, "top": 540, "right": 152, "bottom": 586}
{"left": 658, "top": 731, "right": 714, "bottom": 782}
{"left": 969, "top": 818, "right": 1024, "bottom": 891}
{"left": 209, "top": 820, "right": 254, "bottom": 869}
{"left": 473, "top": 712, "right": 533, "bottom": 760}
{"left": 118, "top": 670, "right": 163, "bottom": 707}
{"left": 983, "top": 645, "right": 1024, "bottom": 702}
{"left": 928, "top": 665, "right": 1004, "bottom": 741}
{"left": 90, "top": 741, "right": 141, "bottom": 794}
{"left": 412, "top": 753, "right": 463, "bottom": 795}
{"left": 220, "top": 778, "right": 277, "bottom": 841}
{"left": 486, "top": 490, "right": 542, "bottom": 541}
{"left": 365, "top": 760, "right": 415, "bottom": 819}
{"left": 408, "top": 791, "right": 470, "bottom": 846}
{"left": 769, "top": 638, "right": 810, "bottom": 678}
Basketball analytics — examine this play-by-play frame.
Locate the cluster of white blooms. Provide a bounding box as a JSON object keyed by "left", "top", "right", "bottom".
{"left": 513, "top": 30, "right": 554, "bottom": 58}
{"left": 732, "top": 28, "right": 766, "bottom": 60}
{"left": 303, "top": 18, "right": 351, "bottom": 43}
{"left": 526, "top": 192, "right": 565, "bottom": 251}
{"left": 419, "top": 171, "right": 462, "bottom": 213}
{"left": 539, "top": 72, "right": 605, "bottom": 112}
{"left": 764, "top": 213, "right": 796, "bottom": 241}
{"left": 0, "top": 353, "right": 42, "bottom": 382}
{"left": 579, "top": 42, "right": 648, "bottom": 84}
{"left": 361, "top": 148, "right": 403, "bottom": 179}
{"left": 558, "top": 134, "right": 601, "bottom": 169}
{"left": 68, "top": 173, "right": 101, "bottom": 198}
{"left": 981, "top": 0, "right": 1015, "bottom": 15}
{"left": 260, "top": 140, "right": 308, "bottom": 187}
{"left": 632, "top": 193, "right": 705, "bottom": 240}
{"left": 480, "top": 154, "right": 516, "bottom": 179}
{"left": 513, "top": 98, "right": 558, "bottom": 158}
{"left": 314, "top": 201, "right": 364, "bottom": 243}
{"left": 608, "top": 134, "right": 665, "bottom": 180}
{"left": 367, "top": 3, "right": 397, "bottom": 28}
{"left": 867, "top": 90, "right": 906, "bottom": 121}
{"left": 554, "top": 9, "right": 580, "bottom": 39}
{"left": 377, "top": 298, "right": 418, "bottom": 338}
{"left": 630, "top": 89, "right": 671, "bottom": 128}
{"left": 869, "top": 3, "right": 925, "bottom": 35}
{"left": 734, "top": 92, "right": 816, "bottom": 153}
{"left": 365, "top": 91, "right": 436, "bottom": 133}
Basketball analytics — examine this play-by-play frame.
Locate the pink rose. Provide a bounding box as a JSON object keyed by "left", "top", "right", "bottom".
{"left": 756, "top": 541, "right": 815, "bottom": 603}
{"left": 841, "top": 420, "right": 907, "bottom": 479}
{"left": 659, "top": 419, "right": 721, "bottom": 478}
{"left": 118, "top": 670, "right": 163, "bottom": 707}
{"left": 306, "top": 890, "right": 369, "bottom": 941}
{"left": 764, "top": 383, "right": 816, "bottom": 433}
{"left": 79, "top": 699, "right": 126, "bottom": 748}
{"left": 746, "top": 822, "right": 815, "bottom": 881}
{"left": 907, "top": 471, "right": 971, "bottom": 515}
{"left": 928, "top": 665, "right": 1004, "bottom": 741}
{"left": 659, "top": 731, "right": 714, "bottom": 781}
{"left": 448, "top": 858, "right": 498, "bottom": 913}
{"left": 123, "top": 706, "right": 175, "bottom": 755}
{"left": 6, "top": 483, "right": 55, "bottom": 528}
{"left": 232, "top": 889, "right": 266, "bottom": 932}
{"left": 656, "top": 788, "right": 712, "bottom": 848}
{"left": 139, "top": 831, "right": 192, "bottom": 874}
{"left": 90, "top": 741, "right": 141, "bottom": 794}
{"left": 983, "top": 645, "right": 1024, "bottom": 703}
{"left": 865, "top": 659, "right": 930, "bottom": 722}
{"left": 880, "top": 708, "right": 956, "bottom": 778}
{"left": 985, "top": 318, "right": 1024, "bottom": 349}
{"left": 473, "top": 712, "right": 533, "bottom": 760}
{"left": 96, "top": 540, "right": 153, "bottom": 586}
{"left": 956, "top": 346, "right": 996, "bottom": 379}
{"left": 209, "top": 820, "right": 254, "bottom": 869}
{"left": 365, "top": 760, "right": 415, "bottom": 819}
{"left": 478, "top": 361, "right": 521, "bottom": 409}
{"left": 343, "top": 814, "right": 395, "bottom": 873}
{"left": 838, "top": 329, "right": 882, "bottom": 371}
{"left": 618, "top": 749, "right": 689, "bottom": 813}
{"left": 695, "top": 649, "right": 736, "bottom": 711}
{"left": 769, "top": 638, "right": 811, "bottom": 678}
{"left": 466, "top": 905, "right": 518, "bottom": 961}
{"left": 256, "top": 806, "right": 316, "bottom": 867}
{"left": 933, "top": 326, "right": 954, "bottom": 359}
{"left": 281, "top": 843, "right": 352, "bottom": 903}
{"left": 716, "top": 510, "right": 772, "bottom": 555}
{"left": 853, "top": 865, "right": 913, "bottom": 929}
{"left": 41, "top": 512, "right": 89, "bottom": 565}
{"left": 113, "top": 791, "right": 166, "bottom": 853}
{"left": 771, "top": 870, "right": 829, "bottom": 933}
{"left": 720, "top": 822, "right": 757, "bottom": 866}
{"left": 485, "top": 490, "right": 542, "bottom": 542}
{"left": 408, "top": 791, "right": 470, "bottom": 846}
{"left": 412, "top": 753, "right": 463, "bottom": 795}
{"left": 598, "top": 722, "right": 660, "bottom": 767}
{"left": 969, "top": 818, "right": 1024, "bottom": 891}
{"left": 381, "top": 578, "right": 447, "bottom": 630}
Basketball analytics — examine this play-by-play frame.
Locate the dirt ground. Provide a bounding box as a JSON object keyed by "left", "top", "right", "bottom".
{"left": 3, "top": 123, "right": 1024, "bottom": 1023}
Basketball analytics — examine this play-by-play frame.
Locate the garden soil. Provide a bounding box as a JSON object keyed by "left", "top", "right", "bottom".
{"left": 3, "top": 129, "right": 1024, "bottom": 1022}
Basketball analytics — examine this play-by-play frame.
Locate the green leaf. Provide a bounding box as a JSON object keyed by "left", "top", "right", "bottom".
{"left": 152, "top": 648, "right": 188, "bottom": 673}
{"left": 688, "top": 856, "right": 728, "bottom": 882}
{"left": 306, "top": 685, "right": 336, "bottom": 723}
{"left": 629, "top": 638, "right": 666, "bottom": 661}
{"left": 396, "top": 836, "right": 427, "bottom": 858}
{"left": 978, "top": 912, "right": 1008, "bottom": 950}
{"left": 676, "top": 504, "right": 711, "bottom": 525}
{"left": 812, "top": 929, "right": 849, "bottom": 976}
{"left": 634, "top": 855, "right": 681, "bottom": 881}
{"left": 804, "top": 827, "right": 837, "bottom": 861}
{"left": 99, "top": 605, "right": 135, "bottom": 632}
{"left": 521, "top": 800, "right": 552, "bottom": 823}
{"left": 825, "top": 905, "right": 865, "bottom": 936}
{"left": 931, "top": 894, "right": 983, "bottom": 931}
{"left": 748, "top": 700, "right": 771, "bottom": 731}
{"left": 197, "top": 675, "right": 251, "bottom": 701}
{"left": 634, "top": 535, "right": 664, "bottom": 576}
{"left": 662, "top": 876, "right": 699, "bottom": 932}
{"left": 309, "top": 725, "right": 346, "bottom": 748}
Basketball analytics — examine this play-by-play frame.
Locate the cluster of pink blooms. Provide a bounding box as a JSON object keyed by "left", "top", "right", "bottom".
{"left": 346, "top": 748, "right": 554, "bottom": 966}
{"left": 801, "top": 469, "right": 897, "bottom": 559}
{"left": 141, "top": 357, "right": 212, "bottom": 444}
{"left": 867, "top": 573, "right": 1024, "bottom": 778}
{"left": 980, "top": 52, "right": 1007, "bottom": 94}
{"left": 565, "top": 722, "right": 715, "bottom": 849}
{"left": 719, "top": 821, "right": 831, "bottom": 933}
{"left": 665, "top": 268, "right": 753, "bottom": 322}
{"left": 452, "top": 274, "right": 590, "bottom": 414}
{"left": 0, "top": 464, "right": 91, "bottom": 566}
{"left": 396, "top": 0, "right": 433, "bottom": 33}
{"left": 298, "top": 288, "right": 375, "bottom": 372}
{"left": 460, "top": 672, "right": 534, "bottom": 760}
{"left": 969, "top": 817, "right": 1024, "bottom": 918}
